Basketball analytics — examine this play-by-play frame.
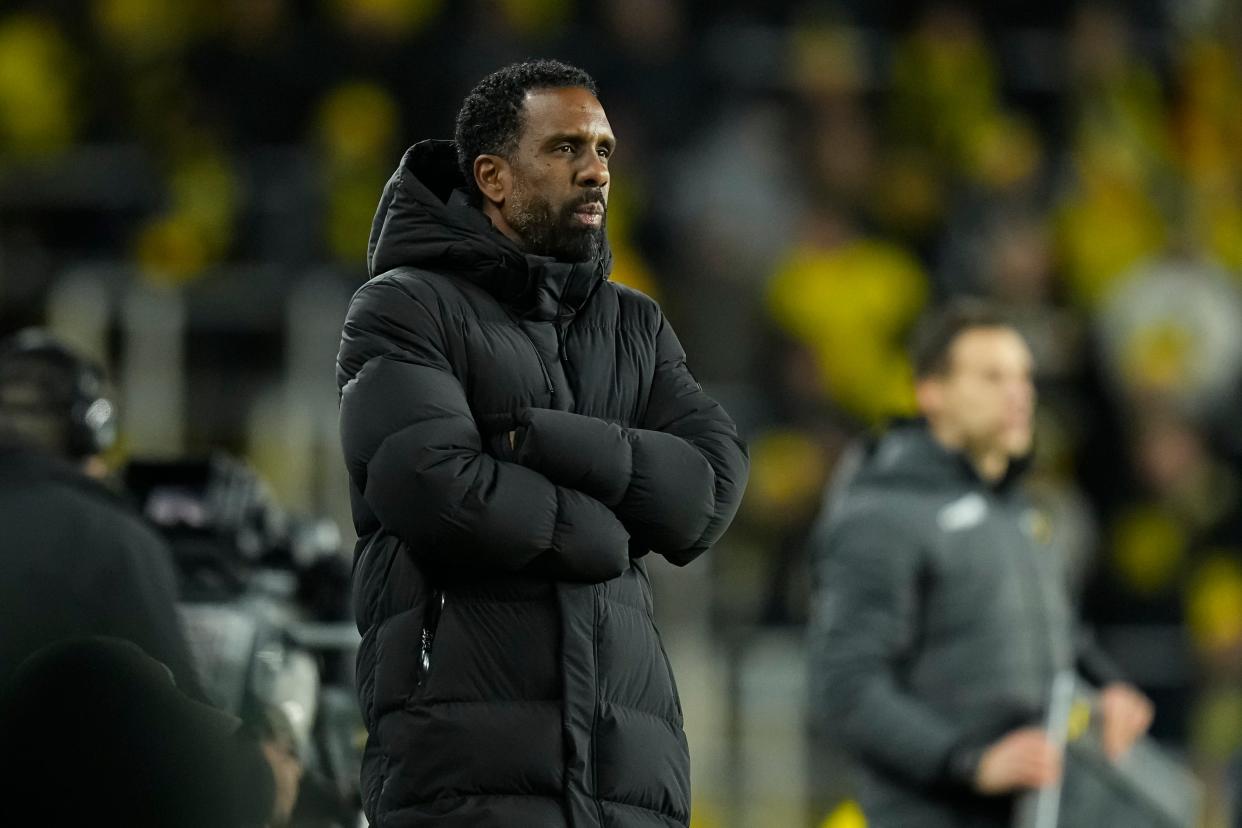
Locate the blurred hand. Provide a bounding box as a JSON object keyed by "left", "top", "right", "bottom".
{"left": 261, "top": 740, "right": 303, "bottom": 827}
{"left": 974, "top": 727, "right": 1062, "bottom": 794}
{"left": 1098, "top": 682, "right": 1153, "bottom": 762}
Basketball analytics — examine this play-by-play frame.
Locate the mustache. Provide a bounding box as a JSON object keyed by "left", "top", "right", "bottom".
{"left": 566, "top": 189, "right": 607, "bottom": 212}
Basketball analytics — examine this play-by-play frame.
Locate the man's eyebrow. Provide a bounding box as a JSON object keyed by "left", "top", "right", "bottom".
{"left": 543, "top": 131, "right": 616, "bottom": 148}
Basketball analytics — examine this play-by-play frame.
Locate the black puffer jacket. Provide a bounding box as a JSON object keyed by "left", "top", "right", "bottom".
{"left": 337, "top": 140, "right": 749, "bottom": 828}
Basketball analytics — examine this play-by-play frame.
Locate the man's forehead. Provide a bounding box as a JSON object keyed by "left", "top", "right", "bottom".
{"left": 520, "top": 87, "right": 612, "bottom": 138}
{"left": 950, "top": 327, "right": 1033, "bottom": 369}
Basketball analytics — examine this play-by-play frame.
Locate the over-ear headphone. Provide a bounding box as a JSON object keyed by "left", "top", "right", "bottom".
{"left": 0, "top": 329, "right": 118, "bottom": 458}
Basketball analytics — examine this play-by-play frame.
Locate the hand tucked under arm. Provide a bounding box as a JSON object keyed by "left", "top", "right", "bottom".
{"left": 513, "top": 406, "right": 744, "bottom": 562}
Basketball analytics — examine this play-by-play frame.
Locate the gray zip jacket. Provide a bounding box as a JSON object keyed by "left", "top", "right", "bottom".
{"left": 807, "top": 422, "right": 1121, "bottom": 828}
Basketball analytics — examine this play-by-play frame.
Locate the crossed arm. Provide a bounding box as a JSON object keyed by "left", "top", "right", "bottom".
{"left": 338, "top": 278, "right": 748, "bottom": 581}
{"left": 511, "top": 315, "right": 748, "bottom": 565}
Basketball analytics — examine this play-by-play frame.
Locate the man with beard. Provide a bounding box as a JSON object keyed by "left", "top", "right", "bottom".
{"left": 807, "top": 302, "right": 1153, "bottom": 827}
{"left": 336, "top": 60, "right": 749, "bottom": 828}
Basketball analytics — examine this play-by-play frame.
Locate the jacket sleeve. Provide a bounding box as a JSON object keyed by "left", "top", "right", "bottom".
{"left": 512, "top": 314, "right": 749, "bottom": 565}
{"left": 338, "top": 278, "right": 629, "bottom": 582}
{"left": 806, "top": 502, "right": 966, "bottom": 788}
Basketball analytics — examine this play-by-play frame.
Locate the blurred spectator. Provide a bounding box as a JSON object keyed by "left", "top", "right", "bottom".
{"left": 1174, "top": 37, "right": 1242, "bottom": 272}
{"left": 879, "top": 5, "right": 1012, "bottom": 247}
{"left": 0, "top": 14, "right": 78, "bottom": 160}
{"left": 314, "top": 80, "right": 401, "bottom": 265}
{"left": 888, "top": 6, "right": 1008, "bottom": 183}
{"left": 766, "top": 204, "right": 927, "bottom": 424}
{"left": 329, "top": 0, "right": 444, "bottom": 42}
{"left": 186, "top": 0, "right": 320, "bottom": 145}
{"left": 1055, "top": 5, "right": 1173, "bottom": 309}
{"left": 670, "top": 98, "right": 802, "bottom": 284}
{"left": 1088, "top": 404, "right": 1242, "bottom": 740}
{"left": 0, "top": 329, "right": 203, "bottom": 698}
{"left": 134, "top": 144, "right": 241, "bottom": 284}
{"left": 664, "top": 97, "right": 801, "bottom": 380}
{"left": 1053, "top": 135, "right": 1168, "bottom": 309}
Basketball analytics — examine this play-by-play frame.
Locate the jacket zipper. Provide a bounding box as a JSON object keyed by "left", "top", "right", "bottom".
{"left": 555, "top": 318, "right": 579, "bottom": 394}
{"left": 418, "top": 590, "right": 445, "bottom": 687}
{"left": 1019, "top": 508, "right": 1070, "bottom": 671}
{"left": 1003, "top": 497, "right": 1059, "bottom": 684}
{"left": 591, "top": 585, "right": 605, "bottom": 825}
{"left": 506, "top": 311, "right": 555, "bottom": 399}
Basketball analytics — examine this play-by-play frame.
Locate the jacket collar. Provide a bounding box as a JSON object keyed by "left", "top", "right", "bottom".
{"left": 0, "top": 442, "right": 130, "bottom": 506}
{"left": 863, "top": 418, "right": 1031, "bottom": 495}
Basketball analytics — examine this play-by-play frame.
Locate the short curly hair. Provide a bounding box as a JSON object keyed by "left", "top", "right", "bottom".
{"left": 455, "top": 59, "right": 599, "bottom": 204}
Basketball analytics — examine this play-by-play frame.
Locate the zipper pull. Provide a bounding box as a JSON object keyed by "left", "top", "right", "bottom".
{"left": 418, "top": 591, "right": 446, "bottom": 686}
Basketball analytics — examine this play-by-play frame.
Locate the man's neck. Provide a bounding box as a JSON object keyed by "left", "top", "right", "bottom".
{"left": 927, "top": 419, "right": 1009, "bottom": 484}
{"left": 482, "top": 201, "right": 524, "bottom": 247}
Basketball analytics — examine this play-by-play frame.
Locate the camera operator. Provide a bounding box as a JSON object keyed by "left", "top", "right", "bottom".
{"left": 0, "top": 329, "right": 301, "bottom": 826}
{"left": 0, "top": 328, "right": 206, "bottom": 696}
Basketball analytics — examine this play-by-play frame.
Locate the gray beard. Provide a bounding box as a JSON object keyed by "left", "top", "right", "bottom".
{"left": 510, "top": 195, "right": 606, "bottom": 263}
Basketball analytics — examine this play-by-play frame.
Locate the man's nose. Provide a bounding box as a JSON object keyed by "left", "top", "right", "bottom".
{"left": 578, "top": 153, "right": 609, "bottom": 189}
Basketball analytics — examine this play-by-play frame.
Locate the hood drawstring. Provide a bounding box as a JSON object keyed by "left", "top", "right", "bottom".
{"left": 554, "top": 290, "right": 567, "bottom": 362}
{"left": 552, "top": 263, "right": 598, "bottom": 362}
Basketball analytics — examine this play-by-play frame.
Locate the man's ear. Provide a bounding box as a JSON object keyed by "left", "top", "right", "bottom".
{"left": 914, "top": 377, "right": 941, "bottom": 416}
{"left": 474, "top": 154, "right": 511, "bottom": 207}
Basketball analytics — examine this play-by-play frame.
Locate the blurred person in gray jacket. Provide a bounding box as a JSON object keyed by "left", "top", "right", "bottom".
{"left": 807, "top": 301, "right": 1153, "bottom": 827}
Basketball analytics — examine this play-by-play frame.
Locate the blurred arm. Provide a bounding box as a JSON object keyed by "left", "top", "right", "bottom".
{"left": 807, "top": 506, "right": 967, "bottom": 788}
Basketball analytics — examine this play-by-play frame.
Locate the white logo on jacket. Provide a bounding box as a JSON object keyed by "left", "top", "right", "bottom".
{"left": 937, "top": 493, "right": 988, "bottom": 532}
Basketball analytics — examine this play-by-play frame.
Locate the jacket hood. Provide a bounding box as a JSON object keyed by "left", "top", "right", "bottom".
{"left": 847, "top": 419, "right": 1030, "bottom": 494}
{"left": 366, "top": 140, "right": 613, "bottom": 321}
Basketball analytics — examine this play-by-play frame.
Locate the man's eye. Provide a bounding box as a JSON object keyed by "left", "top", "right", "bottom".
{"left": 556, "top": 144, "right": 574, "bottom": 153}
{"left": 597, "top": 147, "right": 611, "bottom": 159}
